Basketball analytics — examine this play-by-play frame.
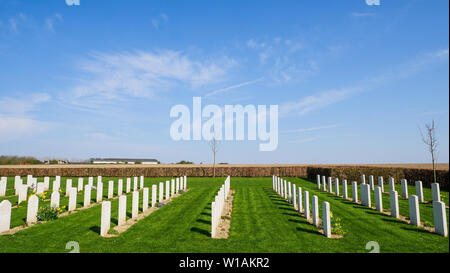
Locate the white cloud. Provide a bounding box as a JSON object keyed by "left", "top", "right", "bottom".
{"left": 0, "top": 116, "right": 52, "bottom": 142}
{"left": 45, "top": 13, "right": 63, "bottom": 31}
{"left": 61, "top": 49, "right": 236, "bottom": 108}
{"left": 280, "top": 87, "right": 361, "bottom": 116}
{"left": 0, "top": 93, "right": 51, "bottom": 115}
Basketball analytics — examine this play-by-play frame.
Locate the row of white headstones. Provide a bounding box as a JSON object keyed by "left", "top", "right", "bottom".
{"left": 273, "top": 175, "right": 332, "bottom": 238}
{"left": 210, "top": 176, "right": 231, "bottom": 238}
{"left": 0, "top": 175, "right": 187, "bottom": 235}
{"left": 100, "top": 176, "right": 187, "bottom": 236}
{"left": 315, "top": 174, "right": 448, "bottom": 237}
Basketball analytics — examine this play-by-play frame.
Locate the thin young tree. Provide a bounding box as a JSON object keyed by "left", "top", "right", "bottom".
{"left": 209, "top": 135, "right": 218, "bottom": 179}
{"left": 420, "top": 119, "right": 438, "bottom": 184}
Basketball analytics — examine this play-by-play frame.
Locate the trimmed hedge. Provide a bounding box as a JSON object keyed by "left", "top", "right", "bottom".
{"left": 0, "top": 165, "right": 447, "bottom": 190}
{"left": 306, "top": 166, "right": 448, "bottom": 190}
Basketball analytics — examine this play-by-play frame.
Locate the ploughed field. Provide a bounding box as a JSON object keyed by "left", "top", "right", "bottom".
{"left": 0, "top": 177, "right": 448, "bottom": 253}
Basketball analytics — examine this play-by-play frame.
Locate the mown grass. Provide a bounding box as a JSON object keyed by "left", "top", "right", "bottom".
{"left": 0, "top": 177, "right": 448, "bottom": 253}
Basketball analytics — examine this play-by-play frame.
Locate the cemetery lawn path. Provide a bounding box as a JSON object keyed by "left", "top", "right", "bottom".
{"left": 0, "top": 177, "right": 448, "bottom": 253}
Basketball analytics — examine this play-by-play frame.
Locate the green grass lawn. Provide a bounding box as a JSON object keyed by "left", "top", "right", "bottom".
{"left": 0, "top": 177, "right": 448, "bottom": 253}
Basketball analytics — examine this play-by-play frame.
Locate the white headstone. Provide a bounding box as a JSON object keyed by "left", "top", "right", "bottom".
{"left": 433, "top": 201, "right": 448, "bottom": 237}
{"left": 88, "top": 177, "right": 93, "bottom": 188}
{"left": 77, "top": 178, "right": 84, "bottom": 192}
{"left": 292, "top": 184, "right": 297, "bottom": 209}
{"left": 297, "top": 187, "right": 303, "bottom": 213}
{"left": 361, "top": 174, "right": 366, "bottom": 184}
{"left": 100, "top": 201, "right": 111, "bottom": 237}
{"left": 184, "top": 176, "right": 187, "bottom": 189}
{"left": 159, "top": 182, "right": 164, "bottom": 201}
{"left": 176, "top": 178, "right": 180, "bottom": 193}
{"left": 375, "top": 186, "right": 383, "bottom": 212}
{"left": 44, "top": 177, "right": 50, "bottom": 191}
{"left": 316, "top": 174, "right": 321, "bottom": 189}
{"left": 408, "top": 195, "right": 420, "bottom": 226}
{"left": 378, "top": 176, "right": 384, "bottom": 192}
{"left": 36, "top": 182, "right": 45, "bottom": 194}
{"left": 166, "top": 180, "right": 170, "bottom": 199}
{"left": 140, "top": 176, "right": 144, "bottom": 189}
{"left": 18, "top": 185, "right": 28, "bottom": 204}
{"left": 65, "top": 179, "right": 72, "bottom": 197}
{"left": 118, "top": 195, "right": 127, "bottom": 226}
{"left": 152, "top": 184, "right": 157, "bottom": 207}
{"left": 108, "top": 180, "right": 114, "bottom": 199}
{"left": 143, "top": 187, "right": 149, "bottom": 211}
{"left": 390, "top": 191, "right": 399, "bottom": 218}
{"left": 0, "top": 200, "right": 12, "bottom": 233}
{"left": 323, "top": 201, "right": 331, "bottom": 238}
{"left": 97, "top": 176, "right": 102, "bottom": 185}
{"left": 288, "top": 181, "right": 291, "bottom": 202}
{"left": 327, "top": 177, "right": 332, "bottom": 193}
{"left": 68, "top": 187, "right": 77, "bottom": 211}
{"left": 84, "top": 185, "right": 91, "bottom": 207}
{"left": 321, "top": 176, "right": 326, "bottom": 191}
{"left": 126, "top": 178, "right": 131, "bottom": 193}
{"left": 26, "top": 195, "right": 39, "bottom": 224}
{"left": 171, "top": 179, "right": 175, "bottom": 196}
{"left": 334, "top": 178, "right": 339, "bottom": 196}
{"left": 14, "top": 176, "right": 20, "bottom": 190}
{"left": 388, "top": 177, "right": 395, "bottom": 193}
{"left": 343, "top": 179, "right": 348, "bottom": 199}
{"left": 118, "top": 179, "right": 123, "bottom": 196}
{"left": 0, "top": 179, "right": 6, "bottom": 197}
{"left": 352, "top": 181, "right": 358, "bottom": 202}
{"left": 51, "top": 191, "right": 60, "bottom": 208}
{"left": 401, "top": 179, "right": 408, "bottom": 198}
{"left": 415, "top": 181, "right": 424, "bottom": 203}
{"left": 96, "top": 181, "right": 103, "bottom": 203}
{"left": 312, "top": 195, "right": 319, "bottom": 227}
{"left": 304, "top": 191, "right": 310, "bottom": 219}
{"left": 132, "top": 191, "right": 139, "bottom": 219}
{"left": 369, "top": 175, "right": 374, "bottom": 191}
{"left": 133, "top": 177, "right": 138, "bottom": 191}
{"left": 52, "top": 179, "right": 60, "bottom": 192}
{"left": 14, "top": 177, "right": 22, "bottom": 195}
{"left": 361, "top": 184, "right": 371, "bottom": 207}
{"left": 431, "top": 183, "right": 440, "bottom": 202}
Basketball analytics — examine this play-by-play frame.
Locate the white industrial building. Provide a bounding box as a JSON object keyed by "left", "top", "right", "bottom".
{"left": 90, "top": 158, "right": 158, "bottom": 164}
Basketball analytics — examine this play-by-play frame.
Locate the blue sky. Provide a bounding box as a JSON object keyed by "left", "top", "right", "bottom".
{"left": 0, "top": 0, "right": 448, "bottom": 164}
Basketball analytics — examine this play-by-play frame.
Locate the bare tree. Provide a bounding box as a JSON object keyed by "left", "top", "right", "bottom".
{"left": 209, "top": 135, "right": 219, "bottom": 179}
{"left": 420, "top": 120, "right": 438, "bottom": 184}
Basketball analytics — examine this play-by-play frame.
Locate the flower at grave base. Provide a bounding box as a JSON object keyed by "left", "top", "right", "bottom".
{"left": 330, "top": 211, "right": 334, "bottom": 218}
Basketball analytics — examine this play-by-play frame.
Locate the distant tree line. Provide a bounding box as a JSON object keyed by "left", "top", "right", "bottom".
{"left": 176, "top": 160, "right": 194, "bottom": 164}
{"left": 0, "top": 155, "right": 42, "bottom": 165}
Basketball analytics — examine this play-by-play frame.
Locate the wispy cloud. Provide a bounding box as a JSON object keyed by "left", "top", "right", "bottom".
{"left": 351, "top": 12, "right": 375, "bottom": 17}
{"left": 4, "top": 13, "right": 28, "bottom": 32}
{"left": 280, "top": 87, "right": 361, "bottom": 117}
{"left": 281, "top": 48, "right": 449, "bottom": 117}
{"left": 204, "top": 77, "right": 264, "bottom": 98}
{"left": 0, "top": 93, "right": 51, "bottom": 115}
{"left": 285, "top": 123, "right": 343, "bottom": 133}
{"left": 152, "top": 13, "right": 169, "bottom": 29}
{"left": 45, "top": 13, "right": 63, "bottom": 31}
{"left": 0, "top": 116, "right": 53, "bottom": 142}
{"left": 60, "top": 49, "right": 236, "bottom": 109}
